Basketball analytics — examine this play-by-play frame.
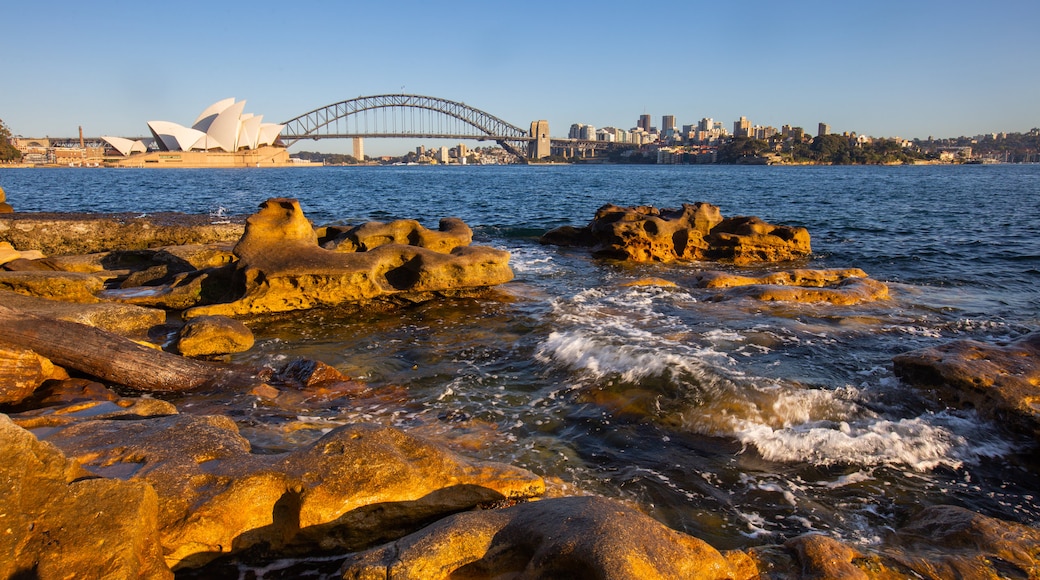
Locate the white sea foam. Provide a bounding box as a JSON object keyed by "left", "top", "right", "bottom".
{"left": 731, "top": 411, "right": 1016, "bottom": 471}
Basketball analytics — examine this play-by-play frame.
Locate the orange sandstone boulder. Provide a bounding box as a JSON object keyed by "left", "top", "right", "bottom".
{"left": 338, "top": 495, "right": 742, "bottom": 580}
{"left": 40, "top": 414, "right": 545, "bottom": 570}
{"left": 541, "top": 203, "right": 810, "bottom": 265}
{"left": 184, "top": 198, "right": 513, "bottom": 317}
{"left": 0, "top": 414, "right": 171, "bottom": 579}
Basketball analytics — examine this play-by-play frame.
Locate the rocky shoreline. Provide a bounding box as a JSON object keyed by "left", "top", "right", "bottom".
{"left": 1, "top": 200, "right": 1038, "bottom": 579}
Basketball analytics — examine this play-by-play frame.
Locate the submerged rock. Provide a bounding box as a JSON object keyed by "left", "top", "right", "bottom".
{"left": 541, "top": 203, "right": 811, "bottom": 265}
{"left": 893, "top": 332, "right": 1040, "bottom": 438}
{"left": 184, "top": 198, "right": 514, "bottom": 317}
{"left": 695, "top": 268, "right": 890, "bottom": 304}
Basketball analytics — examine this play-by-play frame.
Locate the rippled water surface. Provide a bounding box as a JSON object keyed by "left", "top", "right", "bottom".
{"left": 2, "top": 164, "right": 1039, "bottom": 550}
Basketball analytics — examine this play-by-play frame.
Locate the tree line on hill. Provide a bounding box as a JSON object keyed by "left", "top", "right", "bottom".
{"left": 0, "top": 119, "right": 22, "bottom": 162}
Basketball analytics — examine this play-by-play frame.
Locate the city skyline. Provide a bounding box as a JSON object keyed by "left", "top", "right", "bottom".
{"left": 3, "top": 1, "right": 1039, "bottom": 157}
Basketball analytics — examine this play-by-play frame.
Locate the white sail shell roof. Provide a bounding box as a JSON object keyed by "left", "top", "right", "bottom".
{"left": 101, "top": 136, "right": 148, "bottom": 156}
{"left": 147, "top": 121, "right": 207, "bottom": 152}
{"left": 145, "top": 99, "right": 283, "bottom": 152}
{"left": 192, "top": 97, "right": 236, "bottom": 132}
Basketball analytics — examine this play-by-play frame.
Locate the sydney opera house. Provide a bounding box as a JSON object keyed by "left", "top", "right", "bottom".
{"left": 103, "top": 98, "right": 301, "bottom": 167}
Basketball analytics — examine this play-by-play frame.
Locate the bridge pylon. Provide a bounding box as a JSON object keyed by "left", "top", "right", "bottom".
{"left": 529, "top": 120, "right": 551, "bottom": 160}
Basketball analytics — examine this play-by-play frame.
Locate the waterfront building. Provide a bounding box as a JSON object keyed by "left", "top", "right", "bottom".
{"left": 818, "top": 122, "right": 831, "bottom": 137}
{"left": 734, "top": 116, "right": 751, "bottom": 138}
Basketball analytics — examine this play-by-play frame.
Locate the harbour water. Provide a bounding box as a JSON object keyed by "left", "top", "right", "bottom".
{"left": 1, "top": 164, "right": 1038, "bottom": 552}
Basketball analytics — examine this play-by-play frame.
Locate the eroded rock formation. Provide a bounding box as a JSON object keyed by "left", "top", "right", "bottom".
{"left": 541, "top": 203, "right": 811, "bottom": 265}
{"left": 184, "top": 198, "right": 514, "bottom": 317}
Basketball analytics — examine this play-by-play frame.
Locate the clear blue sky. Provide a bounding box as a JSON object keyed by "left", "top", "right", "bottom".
{"left": 4, "top": 0, "right": 1038, "bottom": 156}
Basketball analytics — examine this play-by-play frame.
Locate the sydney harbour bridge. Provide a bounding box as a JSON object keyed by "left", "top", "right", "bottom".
{"left": 279, "top": 94, "right": 626, "bottom": 163}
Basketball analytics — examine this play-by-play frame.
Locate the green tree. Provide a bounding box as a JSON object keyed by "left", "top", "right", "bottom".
{"left": 0, "top": 119, "right": 22, "bottom": 162}
{"left": 716, "top": 137, "right": 769, "bottom": 163}
{"left": 810, "top": 134, "right": 851, "bottom": 164}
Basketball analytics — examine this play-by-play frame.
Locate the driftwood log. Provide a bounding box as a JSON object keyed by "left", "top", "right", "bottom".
{"left": 0, "top": 304, "right": 263, "bottom": 392}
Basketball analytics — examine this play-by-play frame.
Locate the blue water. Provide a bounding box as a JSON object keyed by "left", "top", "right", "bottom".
{"left": 2, "top": 164, "right": 1039, "bottom": 552}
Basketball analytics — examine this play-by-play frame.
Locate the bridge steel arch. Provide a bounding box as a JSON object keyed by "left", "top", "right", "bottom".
{"left": 280, "top": 94, "right": 532, "bottom": 162}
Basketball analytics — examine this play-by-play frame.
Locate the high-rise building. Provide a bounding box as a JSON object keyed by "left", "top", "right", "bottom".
{"left": 352, "top": 137, "right": 364, "bottom": 161}
{"left": 638, "top": 114, "right": 652, "bottom": 132}
{"left": 818, "top": 122, "right": 831, "bottom": 137}
{"left": 734, "top": 116, "right": 751, "bottom": 138}
{"left": 661, "top": 115, "right": 676, "bottom": 132}
{"left": 698, "top": 117, "right": 713, "bottom": 132}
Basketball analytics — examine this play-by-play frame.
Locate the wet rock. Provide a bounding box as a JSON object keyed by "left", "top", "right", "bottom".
{"left": 0, "top": 414, "right": 171, "bottom": 579}
{"left": 0, "top": 270, "right": 105, "bottom": 302}
{"left": 0, "top": 211, "right": 244, "bottom": 256}
{"left": 0, "top": 342, "right": 66, "bottom": 405}
{"left": 695, "top": 268, "right": 889, "bottom": 305}
{"left": 1, "top": 290, "right": 166, "bottom": 336}
{"left": 338, "top": 495, "right": 740, "bottom": 580}
{"left": 784, "top": 533, "right": 868, "bottom": 580}
{"left": 888, "top": 504, "right": 1040, "bottom": 578}
{"left": 174, "top": 315, "right": 254, "bottom": 357}
{"left": 621, "top": 277, "right": 679, "bottom": 288}
{"left": 893, "top": 332, "right": 1040, "bottom": 438}
{"left": 541, "top": 203, "right": 810, "bottom": 265}
{"left": 40, "top": 415, "right": 545, "bottom": 570}
{"left": 183, "top": 198, "right": 513, "bottom": 317}
{"left": 9, "top": 394, "right": 178, "bottom": 430}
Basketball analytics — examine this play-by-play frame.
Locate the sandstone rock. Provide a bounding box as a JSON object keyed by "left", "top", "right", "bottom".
{"left": 324, "top": 217, "right": 473, "bottom": 254}
{"left": 0, "top": 270, "right": 104, "bottom": 302}
{"left": 183, "top": 198, "right": 513, "bottom": 317}
{"left": 889, "top": 504, "right": 1040, "bottom": 578}
{"left": 704, "top": 215, "right": 812, "bottom": 264}
{"left": 10, "top": 396, "right": 178, "bottom": 430}
{"left": 1, "top": 289, "right": 166, "bottom": 336}
{"left": 695, "top": 268, "right": 889, "bottom": 305}
{"left": 338, "top": 495, "right": 740, "bottom": 580}
{"left": 784, "top": 533, "right": 868, "bottom": 580}
{"left": 0, "top": 240, "right": 45, "bottom": 266}
{"left": 0, "top": 414, "right": 171, "bottom": 579}
{"left": 40, "top": 415, "right": 545, "bottom": 569}
{"left": 0, "top": 341, "right": 64, "bottom": 405}
{"left": 0, "top": 211, "right": 244, "bottom": 256}
{"left": 174, "top": 315, "right": 254, "bottom": 357}
{"left": 893, "top": 332, "right": 1040, "bottom": 437}
{"left": 541, "top": 203, "right": 811, "bottom": 265}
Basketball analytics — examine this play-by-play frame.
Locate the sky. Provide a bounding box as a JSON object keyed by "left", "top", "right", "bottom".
{"left": 3, "top": 0, "right": 1039, "bottom": 157}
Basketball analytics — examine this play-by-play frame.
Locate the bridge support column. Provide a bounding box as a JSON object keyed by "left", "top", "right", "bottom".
{"left": 529, "top": 120, "right": 551, "bottom": 160}
{"left": 352, "top": 137, "right": 364, "bottom": 161}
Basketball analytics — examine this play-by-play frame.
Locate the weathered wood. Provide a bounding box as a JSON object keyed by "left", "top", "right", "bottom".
{"left": 0, "top": 304, "right": 262, "bottom": 392}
